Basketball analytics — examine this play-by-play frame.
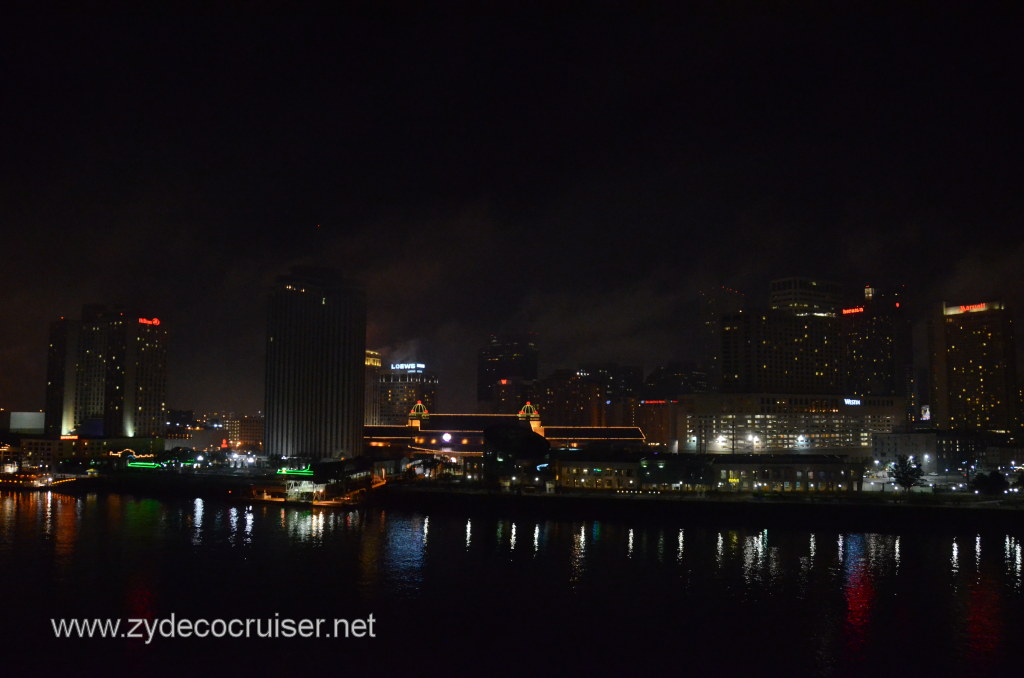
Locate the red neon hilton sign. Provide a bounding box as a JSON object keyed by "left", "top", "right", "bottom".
{"left": 959, "top": 303, "right": 987, "bottom": 313}
{"left": 138, "top": 317, "right": 161, "bottom": 326}
{"left": 842, "top": 307, "right": 864, "bottom": 315}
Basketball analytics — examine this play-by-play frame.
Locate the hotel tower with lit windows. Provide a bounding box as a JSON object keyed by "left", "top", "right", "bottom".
{"left": 44, "top": 304, "right": 167, "bottom": 438}
{"left": 930, "top": 301, "right": 1019, "bottom": 433}
{"left": 265, "top": 267, "right": 366, "bottom": 460}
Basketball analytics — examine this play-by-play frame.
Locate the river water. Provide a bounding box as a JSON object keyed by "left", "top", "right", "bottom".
{"left": 2, "top": 490, "right": 1022, "bottom": 676}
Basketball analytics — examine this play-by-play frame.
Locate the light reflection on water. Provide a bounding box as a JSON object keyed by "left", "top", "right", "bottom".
{"left": 2, "top": 491, "right": 1023, "bottom": 674}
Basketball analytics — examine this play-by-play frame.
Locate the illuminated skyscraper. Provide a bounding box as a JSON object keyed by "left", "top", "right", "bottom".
{"left": 364, "top": 349, "right": 383, "bottom": 425}
{"left": 265, "top": 267, "right": 366, "bottom": 460}
{"left": 44, "top": 305, "right": 167, "bottom": 437}
{"left": 929, "top": 301, "right": 1018, "bottom": 433}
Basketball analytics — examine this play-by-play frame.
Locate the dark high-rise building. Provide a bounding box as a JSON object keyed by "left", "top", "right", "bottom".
{"left": 264, "top": 267, "right": 366, "bottom": 460}
{"left": 929, "top": 301, "right": 1018, "bottom": 433}
{"left": 45, "top": 317, "right": 77, "bottom": 436}
{"left": 379, "top": 361, "right": 439, "bottom": 425}
{"left": 476, "top": 334, "right": 539, "bottom": 406}
{"left": 698, "top": 286, "right": 746, "bottom": 391}
{"left": 44, "top": 305, "right": 167, "bottom": 437}
{"left": 537, "top": 369, "right": 605, "bottom": 426}
{"left": 720, "top": 310, "right": 842, "bottom": 394}
{"left": 578, "top": 363, "right": 644, "bottom": 403}
{"left": 643, "top": 362, "right": 708, "bottom": 399}
{"left": 840, "top": 285, "right": 912, "bottom": 399}
{"left": 769, "top": 277, "right": 843, "bottom": 316}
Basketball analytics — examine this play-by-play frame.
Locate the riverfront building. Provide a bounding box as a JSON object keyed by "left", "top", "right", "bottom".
{"left": 365, "top": 401, "right": 644, "bottom": 458}
{"left": 674, "top": 393, "right": 904, "bottom": 454}
{"left": 553, "top": 451, "right": 865, "bottom": 493}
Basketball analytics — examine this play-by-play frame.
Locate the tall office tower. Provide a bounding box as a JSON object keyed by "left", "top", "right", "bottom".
{"left": 45, "top": 317, "right": 78, "bottom": 435}
{"left": 840, "top": 285, "right": 912, "bottom": 399}
{"left": 720, "top": 310, "right": 842, "bottom": 394}
{"left": 769, "top": 277, "right": 843, "bottom": 316}
{"left": 476, "top": 333, "right": 539, "bottom": 407}
{"left": 379, "top": 361, "right": 439, "bottom": 425}
{"left": 698, "top": 286, "right": 746, "bottom": 390}
{"left": 364, "top": 350, "right": 382, "bottom": 425}
{"left": 265, "top": 267, "right": 366, "bottom": 460}
{"left": 929, "top": 301, "right": 1018, "bottom": 433}
{"left": 44, "top": 306, "right": 168, "bottom": 437}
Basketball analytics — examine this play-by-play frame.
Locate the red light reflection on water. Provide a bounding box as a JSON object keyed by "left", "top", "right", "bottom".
{"left": 844, "top": 561, "right": 874, "bottom": 652}
{"left": 842, "top": 536, "right": 874, "bottom": 657}
{"left": 964, "top": 574, "right": 1001, "bottom": 670}
{"left": 125, "top": 575, "right": 155, "bottom": 621}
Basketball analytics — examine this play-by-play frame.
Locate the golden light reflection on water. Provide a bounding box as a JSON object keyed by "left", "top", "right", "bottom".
{"left": 569, "top": 523, "right": 586, "bottom": 586}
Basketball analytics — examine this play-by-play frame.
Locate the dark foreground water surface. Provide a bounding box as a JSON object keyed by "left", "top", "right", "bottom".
{"left": 2, "top": 490, "right": 1023, "bottom": 677}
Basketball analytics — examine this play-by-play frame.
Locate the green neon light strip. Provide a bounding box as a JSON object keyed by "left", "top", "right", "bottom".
{"left": 127, "top": 462, "right": 163, "bottom": 468}
{"left": 276, "top": 466, "right": 314, "bottom": 476}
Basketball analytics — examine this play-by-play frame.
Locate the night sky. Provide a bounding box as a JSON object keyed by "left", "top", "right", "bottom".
{"left": 2, "top": 7, "right": 1022, "bottom": 415}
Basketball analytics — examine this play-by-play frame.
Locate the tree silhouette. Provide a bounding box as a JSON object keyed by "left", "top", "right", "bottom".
{"left": 970, "top": 470, "right": 1009, "bottom": 495}
{"left": 889, "top": 455, "right": 923, "bottom": 494}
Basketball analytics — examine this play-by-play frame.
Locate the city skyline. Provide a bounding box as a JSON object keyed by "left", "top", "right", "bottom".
{"left": 18, "top": 279, "right": 1019, "bottom": 429}
{"left": 2, "top": 9, "right": 1023, "bottom": 414}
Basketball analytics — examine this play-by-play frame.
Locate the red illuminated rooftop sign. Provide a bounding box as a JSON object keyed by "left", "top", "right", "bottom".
{"left": 842, "top": 307, "right": 864, "bottom": 315}
{"left": 138, "top": 317, "right": 161, "bottom": 325}
{"left": 944, "top": 301, "right": 1001, "bottom": 316}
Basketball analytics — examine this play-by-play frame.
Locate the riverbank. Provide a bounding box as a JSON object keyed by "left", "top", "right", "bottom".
{"left": 48, "top": 471, "right": 266, "bottom": 499}
{"left": 31, "top": 474, "right": 1024, "bottom": 532}
{"left": 367, "top": 484, "right": 1024, "bottom": 532}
